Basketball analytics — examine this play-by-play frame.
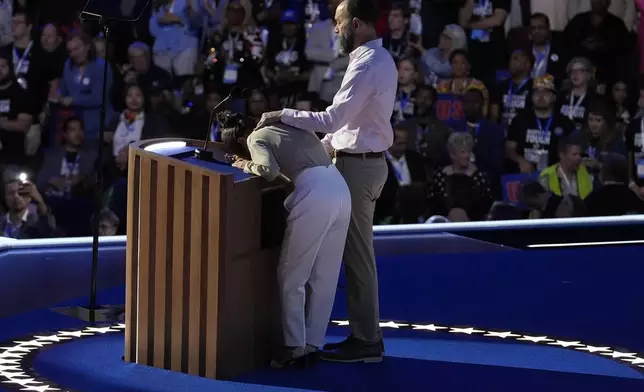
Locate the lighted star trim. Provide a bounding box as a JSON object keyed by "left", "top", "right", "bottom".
{"left": 0, "top": 320, "right": 641, "bottom": 392}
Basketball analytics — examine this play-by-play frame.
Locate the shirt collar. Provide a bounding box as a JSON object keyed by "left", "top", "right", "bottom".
{"left": 349, "top": 38, "right": 382, "bottom": 61}
{"left": 6, "top": 208, "right": 29, "bottom": 225}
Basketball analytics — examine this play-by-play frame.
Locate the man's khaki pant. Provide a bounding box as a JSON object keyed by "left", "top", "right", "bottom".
{"left": 335, "top": 155, "right": 388, "bottom": 343}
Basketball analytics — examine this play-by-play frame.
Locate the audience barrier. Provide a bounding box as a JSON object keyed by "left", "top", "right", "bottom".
{"left": 1, "top": 215, "right": 643, "bottom": 351}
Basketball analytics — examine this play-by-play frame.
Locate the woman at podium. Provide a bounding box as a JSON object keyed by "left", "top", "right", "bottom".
{"left": 219, "top": 111, "right": 351, "bottom": 368}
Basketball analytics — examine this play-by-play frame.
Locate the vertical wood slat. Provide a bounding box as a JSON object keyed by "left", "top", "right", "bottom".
{"left": 204, "top": 176, "right": 221, "bottom": 378}
{"left": 187, "top": 175, "right": 205, "bottom": 375}
{"left": 153, "top": 162, "right": 169, "bottom": 368}
{"left": 124, "top": 153, "right": 141, "bottom": 362}
{"left": 170, "top": 167, "right": 187, "bottom": 371}
{"left": 136, "top": 157, "right": 154, "bottom": 364}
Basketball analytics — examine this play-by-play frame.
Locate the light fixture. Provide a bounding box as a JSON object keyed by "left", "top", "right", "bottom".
{"left": 143, "top": 141, "right": 187, "bottom": 152}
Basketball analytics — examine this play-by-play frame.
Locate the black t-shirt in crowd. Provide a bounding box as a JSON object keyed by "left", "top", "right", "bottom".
{"left": 465, "top": 0, "right": 511, "bottom": 82}
{"left": 556, "top": 90, "right": 596, "bottom": 132}
{"left": 624, "top": 117, "right": 644, "bottom": 185}
{"left": 0, "top": 82, "right": 34, "bottom": 165}
{"left": 265, "top": 35, "right": 310, "bottom": 96}
{"left": 0, "top": 42, "right": 56, "bottom": 112}
{"left": 507, "top": 110, "right": 576, "bottom": 171}
{"left": 493, "top": 77, "right": 533, "bottom": 127}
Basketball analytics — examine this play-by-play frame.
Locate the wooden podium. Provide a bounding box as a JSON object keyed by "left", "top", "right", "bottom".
{"left": 124, "top": 139, "right": 285, "bottom": 379}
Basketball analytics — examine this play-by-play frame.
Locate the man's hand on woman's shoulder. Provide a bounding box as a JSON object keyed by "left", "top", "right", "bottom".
{"left": 255, "top": 110, "right": 283, "bottom": 130}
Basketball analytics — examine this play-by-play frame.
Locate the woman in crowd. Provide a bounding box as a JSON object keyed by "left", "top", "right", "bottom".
{"left": 392, "top": 56, "right": 421, "bottom": 123}
{"left": 435, "top": 49, "right": 489, "bottom": 123}
{"left": 413, "top": 24, "right": 467, "bottom": 87}
{"left": 429, "top": 132, "right": 492, "bottom": 221}
{"left": 557, "top": 57, "right": 596, "bottom": 132}
{"left": 608, "top": 79, "right": 632, "bottom": 133}
{"left": 580, "top": 101, "right": 627, "bottom": 185}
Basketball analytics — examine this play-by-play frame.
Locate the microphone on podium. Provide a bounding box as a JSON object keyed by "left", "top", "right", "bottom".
{"left": 194, "top": 86, "right": 250, "bottom": 162}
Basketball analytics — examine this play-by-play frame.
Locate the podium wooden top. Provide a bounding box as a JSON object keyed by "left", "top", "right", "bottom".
{"left": 130, "top": 138, "right": 253, "bottom": 182}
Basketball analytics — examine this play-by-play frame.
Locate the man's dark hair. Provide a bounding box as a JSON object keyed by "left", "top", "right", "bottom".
{"left": 513, "top": 48, "right": 535, "bottom": 66}
{"left": 393, "top": 119, "right": 415, "bottom": 135}
{"left": 488, "top": 201, "right": 523, "bottom": 221}
{"left": 62, "top": 116, "right": 83, "bottom": 132}
{"left": 518, "top": 180, "right": 547, "bottom": 204}
{"left": 464, "top": 87, "right": 484, "bottom": 102}
{"left": 415, "top": 84, "right": 436, "bottom": 99}
{"left": 346, "top": 0, "right": 379, "bottom": 26}
{"left": 530, "top": 13, "right": 551, "bottom": 29}
{"left": 557, "top": 134, "right": 582, "bottom": 155}
{"left": 12, "top": 7, "right": 34, "bottom": 26}
{"left": 218, "top": 110, "right": 253, "bottom": 156}
{"left": 449, "top": 48, "right": 469, "bottom": 64}
{"left": 390, "top": 2, "right": 410, "bottom": 18}
{"left": 601, "top": 153, "right": 629, "bottom": 184}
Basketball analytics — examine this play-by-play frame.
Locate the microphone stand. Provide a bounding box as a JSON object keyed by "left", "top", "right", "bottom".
{"left": 194, "top": 88, "right": 239, "bottom": 162}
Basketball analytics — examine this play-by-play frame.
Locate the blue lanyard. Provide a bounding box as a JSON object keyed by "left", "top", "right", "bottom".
{"left": 533, "top": 45, "right": 550, "bottom": 67}
{"left": 536, "top": 114, "right": 553, "bottom": 138}
{"left": 399, "top": 92, "right": 410, "bottom": 111}
{"left": 65, "top": 155, "right": 80, "bottom": 176}
{"left": 507, "top": 78, "right": 529, "bottom": 97}
{"left": 385, "top": 151, "right": 403, "bottom": 182}
{"left": 471, "top": 122, "right": 481, "bottom": 136}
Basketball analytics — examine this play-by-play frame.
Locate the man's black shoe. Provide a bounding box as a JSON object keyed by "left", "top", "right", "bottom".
{"left": 323, "top": 335, "right": 385, "bottom": 352}
{"left": 320, "top": 339, "right": 383, "bottom": 363}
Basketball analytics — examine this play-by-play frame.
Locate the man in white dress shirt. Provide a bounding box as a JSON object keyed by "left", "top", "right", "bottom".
{"left": 255, "top": 0, "right": 397, "bottom": 363}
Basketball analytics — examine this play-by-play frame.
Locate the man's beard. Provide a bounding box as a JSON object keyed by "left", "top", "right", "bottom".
{"left": 339, "top": 26, "right": 355, "bottom": 55}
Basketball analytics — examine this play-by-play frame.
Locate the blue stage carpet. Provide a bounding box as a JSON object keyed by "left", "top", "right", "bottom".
{"left": 1, "top": 287, "right": 643, "bottom": 391}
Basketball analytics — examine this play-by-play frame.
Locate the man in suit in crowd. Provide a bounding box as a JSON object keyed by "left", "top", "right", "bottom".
{"left": 376, "top": 122, "right": 428, "bottom": 223}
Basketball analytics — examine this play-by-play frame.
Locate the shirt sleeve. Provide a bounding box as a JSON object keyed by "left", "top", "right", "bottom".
{"left": 243, "top": 133, "right": 281, "bottom": 181}
{"left": 280, "top": 63, "right": 373, "bottom": 134}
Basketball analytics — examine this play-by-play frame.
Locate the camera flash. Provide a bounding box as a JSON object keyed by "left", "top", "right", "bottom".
{"left": 18, "top": 173, "right": 27, "bottom": 183}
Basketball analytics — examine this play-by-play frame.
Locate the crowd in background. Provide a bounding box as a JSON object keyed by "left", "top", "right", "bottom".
{"left": 2, "top": 0, "right": 644, "bottom": 239}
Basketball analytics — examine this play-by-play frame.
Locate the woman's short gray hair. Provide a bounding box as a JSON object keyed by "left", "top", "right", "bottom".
{"left": 447, "top": 132, "right": 474, "bottom": 154}
{"left": 442, "top": 24, "right": 468, "bottom": 53}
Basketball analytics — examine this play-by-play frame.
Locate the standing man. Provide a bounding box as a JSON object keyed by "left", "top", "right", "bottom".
{"left": 255, "top": 0, "right": 397, "bottom": 363}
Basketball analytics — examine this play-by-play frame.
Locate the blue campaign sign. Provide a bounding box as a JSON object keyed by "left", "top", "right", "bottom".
{"left": 501, "top": 172, "right": 540, "bottom": 205}
{"left": 435, "top": 93, "right": 464, "bottom": 123}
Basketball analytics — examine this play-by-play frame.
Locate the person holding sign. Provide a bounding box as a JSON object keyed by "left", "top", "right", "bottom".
{"left": 506, "top": 74, "right": 575, "bottom": 174}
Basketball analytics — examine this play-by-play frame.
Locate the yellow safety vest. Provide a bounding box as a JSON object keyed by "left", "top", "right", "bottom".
{"left": 540, "top": 164, "right": 593, "bottom": 199}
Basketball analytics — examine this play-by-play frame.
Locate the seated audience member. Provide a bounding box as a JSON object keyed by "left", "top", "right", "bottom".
{"left": 608, "top": 79, "right": 631, "bottom": 132}
{"left": 97, "top": 208, "right": 120, "bottom": 236}
{"left": 487, "top": 201, "right": 524, "bottom": 220}
{"left": 412, "top": 85, "right": 452, "bottom": 173}
{"left": 519, "top": 180, "right": 562, "bottom": 219}
{"left": 376, "top": 123, "right": 428, "bottom": 224}
{"left": 0, "top": 51, "right": 34, "bottom": 171}
{"left": 37, "top": 116, "right": 97, "bottom": 198}
{"left": 435, "top": 49, "right": 489, "bottom": 123}
{"left": 585, "top": 153, "right": 644, "bottom": 216}
{"left": 579, "top": 101, "right": 627, "bottom": 185}
{"left": 105, "top": 84, "right": 171, "bottom": 156}
{"left": 0, "top": 179, "right": 55, "bottom": 238}
{"left": 382, "top": 2, "right": 412, "bottom": 62}
{"left": 491, "top": 48, "right": 534, "bottom": 127}
{"left": 624, "top": 85, "right": 644, "bottom": 199}
{"left": 556, "top": 57, "right": 597, "bottom": 132}
{"left": 554, "top": 195, "right": 587, "bottom": 218}
{"left": 429, "top": 133, "right": 492, "bottom": 221}
{"left": 449, "top": 87, "right": 505, "bottom": 184}
{"left": 506, "top": 74, "right": 576, "bottom": 173}
{"left": 540, "top": 136, "right": 593, "bottom": 199}
{"left": 392, "top": 56, "right": 420, "bottom": 123}
{"left": 415, "top": 24, "right": 467, "bottom": 87}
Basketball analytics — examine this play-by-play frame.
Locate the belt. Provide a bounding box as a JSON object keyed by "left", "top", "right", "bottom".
{"left": 335, "top": 151, "right": 384, "bottom": 159}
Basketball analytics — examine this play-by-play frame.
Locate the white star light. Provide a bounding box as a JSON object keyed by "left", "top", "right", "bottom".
{"left": 518, "top": 335, "right": 553, "bottom": 343}
{"left": 14, "top": 340, "right": 51, "bottom": 348}
{"left": 601, "top": 351, "right": 637, "bottom": 359}
{"left": 0, "top": 359, "right": 19, "bottom": 365}
{"left": 622, "top": 357, "right": 644, "bottom": 365}
{"left": 548, "top": 340, "right": 583, "bottom": 348}
{"left": 0, "top": 347, "right": 32, "bottom": 353}
{"left": 331, "top": 320, "right": 349, "bottom": 326}
{"left": 3, "top": 371, "right": 27, "bottom": 378}
{"left": 0, "top": 365, "right": 20, "bottom": 372}
{"left": 411, "top": 324, "right": 447, "bottom": 331}
{"left": 84, "top": 327, "right": 118, "bottom": 334}
{"left": 2, "top": 378, "right": 42, "bottom": 386}
{"left": 576, "top": 345, "right": 611, "bottom": 353}
{"left": 34, "top": 335, "right": 71, "bottom": 343}
{"left": 19, "top": 385, "right": 61, "bottom": 391}
{"left": 114, "top": 324, "right": 126, "bottom": 329}
{"left": 449, "top": 327, "right": 485, "bottom": 335}
{"left": 57, "top": 331, "right": 92, "bottom": 338}
{"left": 484, "top": 331, "right": 520, "bottom": 339}
{"left": 0, "top": 352, "right": 25, "bottom": 359}
{"left": 379, "top": 321, "right": 408, "bottom": 329}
